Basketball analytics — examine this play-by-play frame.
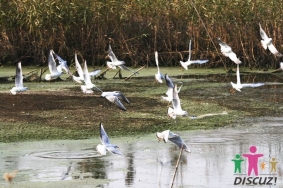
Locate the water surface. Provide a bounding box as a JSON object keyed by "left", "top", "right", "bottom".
{"left": 1, "top": 117, "right": 283, "bottom": 187}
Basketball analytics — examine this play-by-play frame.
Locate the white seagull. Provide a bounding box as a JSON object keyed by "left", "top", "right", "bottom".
{"left": 45, "top": 50, "right": 71, "bottom": 81}
{"left": 53, "top": 52, "right": 71, "bottom": 75}
{"left": 154, "top": 51, "right": 164, "bottom": 83}
{"left": 162, "top": 74, "right": 182, "bottom": 103}
{"left": 106, "top": 45, "right": 138, "bottom": 74}
{"left": 230, "top": 64, "right": 265, "bottom": 93}
{"left": 106, "top": 44, "right": 125, "bottom": 69}
{"left": 101, "top": 91, "right": 130, "bottom": 111}
{"left": 10, "top": 62, "right": 28, "bottom": 95}
{"left": 72, "top": 53, "right": 101, "bottom": 84}
{"left": 217, "top": 38, "right": 242, "bottom": 64}
{"left": 96, "top": 123, "right": 123, "bottom": 155}
{"left": 259, "top": 23, "right": 283, "bottom": 57}
{"left": 80, "top": 61, "right": 102, "bottom": 94}
{"left": 156, "top": 130, "right": 191, "bottom": 152}
{"left": 167, "top": 84, "right": 188, "bottom": 119}
{"left": 45, "top": 50, "right": 63, "bottom": 81}
{"left": 180, "top": 40, "right": 209, "bottom": 70}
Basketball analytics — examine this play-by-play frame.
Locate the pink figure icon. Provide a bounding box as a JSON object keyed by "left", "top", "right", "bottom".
{"left": 243, "top": 145, "right": 263, "bottom": 176}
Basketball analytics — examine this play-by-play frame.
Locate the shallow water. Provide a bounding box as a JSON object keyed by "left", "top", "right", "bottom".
{"left": 1, "top": 117, "right": 283, "bottom": 188}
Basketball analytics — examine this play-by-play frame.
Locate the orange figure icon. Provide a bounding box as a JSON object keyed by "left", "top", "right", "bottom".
{"left": 260, "top": 161, "right": 266, "bottom": 170}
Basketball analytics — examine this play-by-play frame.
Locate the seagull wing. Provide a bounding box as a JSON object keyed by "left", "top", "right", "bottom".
{"left": 106, "top": 145, "right": 123, "bottom": 155}
{"left": 168, "top": 131, "right": 190, "bottom": 152}
{"left": 82, "top": 61, "right": 92, "bottom": 85}
{"left": 228, "top": 52, "right": 242, "bottom": 64}
{"left": 99, "top": 123, "right": 111, "bottom": 145}
{"left": 259, "top": 23, "right": 269, "bottom": 41}
{"left": 155, "top": 51, "right": 160, "bottom": 68}
{"left": 48, "top": 50, "right": 59, "bottom": 74}
{"left": 188, "top": 39, "right": 192, "bottom": 61}
{"left": 172, "top": 84, "right": 182, "bottom": 111}
{"left": 54, "top": 53, "right": 70, "bottom": 74}
{"left": 115, "top": 91, "right": 130, "bottom": 104}
{"left": 189, "top": 60, "right": 209, "bottom": 65}
{"left": 74, "top": 53, "right": 84, "bottom": 78}
{"left": 108, "top": 44, "right": 119, "bottom": 62}
{"left": 89, "top": 69, "right": 101, "bottom": 77}
{"left": 118, "top": 64, "right": 137, "bottom": 74}
{"left": 236, "top": 64, "right": 241, "bottom": 86}
{"left": 217, "top": 38, "right": 232, "bottom": 56}
{"left": 242, "top": 83, "right": 265, "bottom": 88}
{"left": 105, "top": 95, "right": 127, "bottom": 111}
{"left": 267, "top": 43, "right": 283, "bottom": 57}
{"left": 15, "top": 62, "right": 23, "bottom": 87}
{"left": 155, "top": 51, "right": 163, "bottom": 82}
{"left": 165, "top": 74, "right": 174, "bottom": 89}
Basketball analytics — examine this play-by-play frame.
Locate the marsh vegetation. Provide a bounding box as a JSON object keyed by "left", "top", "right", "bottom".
{"left": 0, "top": 0, "right": 283, "bottom": 70}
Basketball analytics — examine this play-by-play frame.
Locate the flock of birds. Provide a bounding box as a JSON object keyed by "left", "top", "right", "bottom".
{"left": 95, "top": 23, "right": 283, "bottom": 157}
{"left": 4, "top": 22, "right": 283, "bottom": 184}
{"left": 6, "top": 23, "right": 283, "bottom": 161}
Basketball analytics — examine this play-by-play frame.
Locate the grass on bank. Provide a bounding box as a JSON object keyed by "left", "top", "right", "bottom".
{"left": 0, "top": 67, "right": 282, "bottom": 142}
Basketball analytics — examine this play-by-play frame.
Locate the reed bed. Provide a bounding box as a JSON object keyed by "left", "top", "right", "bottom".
{"left": 0, "top": 0, "right": 282, "bottom": 69}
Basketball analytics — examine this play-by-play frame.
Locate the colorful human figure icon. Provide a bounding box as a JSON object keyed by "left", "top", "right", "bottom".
{"left": 231, "top": 154, "right": 244, "bottom": 173}
{"left": 243, "top": 145, "right": 263, "bottom": 176}
{"left": 270, "top": 158, "right": 278, "bottom": 173}
{"left": 260, "top": 161, "right": 266, "bottom": 170}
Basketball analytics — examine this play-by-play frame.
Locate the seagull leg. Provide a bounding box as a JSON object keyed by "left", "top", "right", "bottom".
{"left": 229, "top": 88, "right": 236, "bottom": 94}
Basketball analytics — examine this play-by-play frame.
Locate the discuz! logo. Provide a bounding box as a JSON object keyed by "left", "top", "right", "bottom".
{"left": 232, "top": 145, "right": 278, "bottom": 186}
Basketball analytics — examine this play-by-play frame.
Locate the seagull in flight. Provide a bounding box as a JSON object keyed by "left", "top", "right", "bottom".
{"left": 106, "top": 45, "right": 138, "bottom": 75}
{"left": 10, "top": 62, "right": 28, "bottom": 95}
{"left": 96, "top": 123, "right": 123, "bottom": 155}
{"left": 80, "top": 61, "right": 102, "bottom": 94}
{"left": 154, "top": 51, "right": 165, "bottom": 83}
{"left": 45, "top": 50, "right": 71, "bottom": 80}
{"left": 180, "top": 40, "right": 209, "bottom": 70}
{"left": 106, "top": 44, "right": 125, "bottom": 69}
{"left": 156, "top": 130, "right": 191, "bottom": 152}
{"left": 167, "top": 84, "right": 188, "bottom": 119}
{"left": 53, "top": 52, "right": 71, "bottom": 75}
{"left": 217, "top": 38, "right": 242, "bottom": 64}
{"left": 230, "top": 64, "right": 265, "bottom": 93}
{"left": 45, "top": 50, "right": 63, "bottom": 81}
{"left": 101, "top": 91, "right": 130, "bottom": 111}
{"left": 162, "top": 74, "right": 182, "bottom": 103}
{"left": 259, "top": 23, "right": 283, "bottom": 57}
{"left": 72, "top": 53, "right": 101, "bottom": 84}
